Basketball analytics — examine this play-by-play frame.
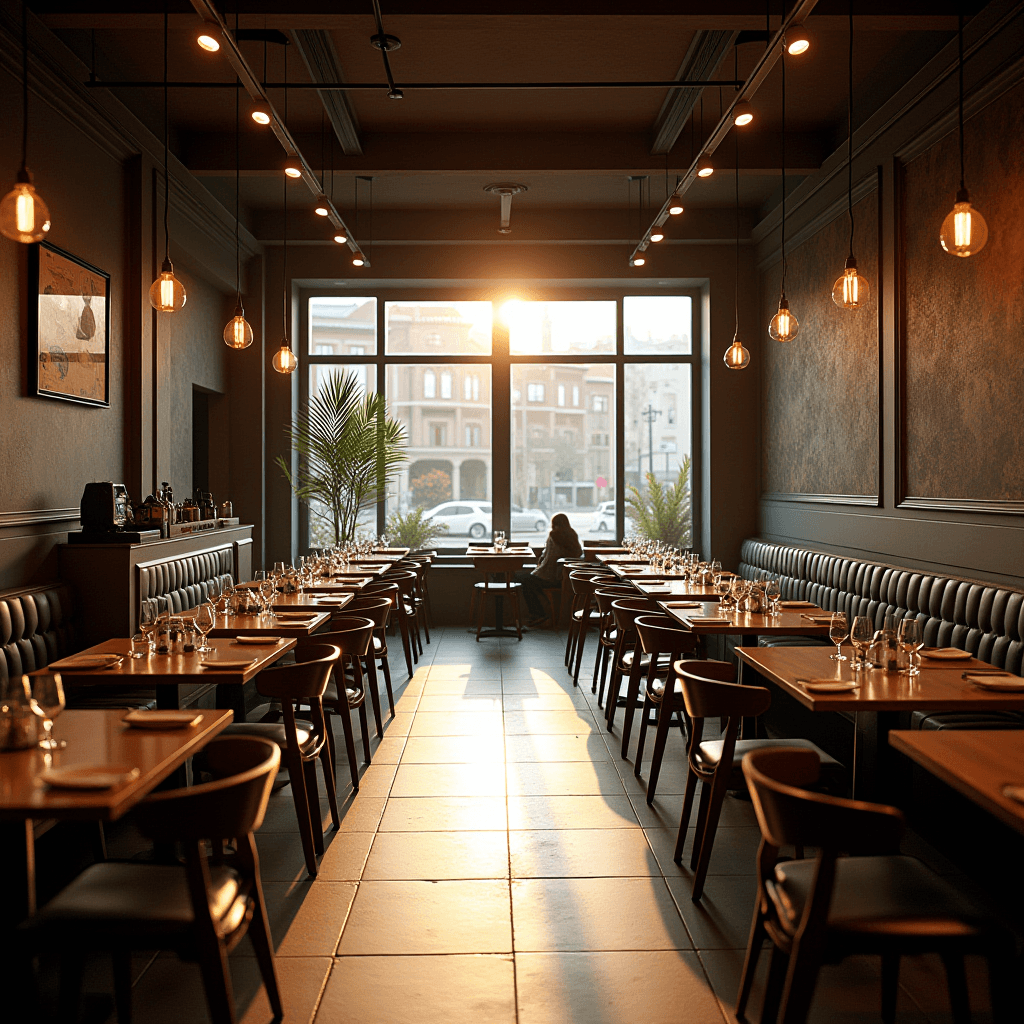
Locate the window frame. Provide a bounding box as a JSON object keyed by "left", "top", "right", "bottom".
{"left": 299, "top": 286, "right": 702, "bottom": 551}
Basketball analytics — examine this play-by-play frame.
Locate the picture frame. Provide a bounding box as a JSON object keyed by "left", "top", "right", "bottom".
{"left": 28, "top": 241, "right": 110, "bottom": 408}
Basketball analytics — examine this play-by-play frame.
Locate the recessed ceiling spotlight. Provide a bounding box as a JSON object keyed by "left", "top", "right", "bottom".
{"left": 284, "top": 160, "right": 302, "bottom": 179}
{"left": 352, "top": 254, "right": 365, "bottom": 267}
{"left": 251, "top": 102, "right": 271, "bottom": 126}
{"left": 334, "top": 234, "right": 348, "bottom": 244}
{"left": 630, "top": 256, "right": 645, "bottom": 267}
{"left": 697, "top": 156, "right": 714, "bottom": 178}
{"left": 650, "top": 233, "right": 664, "bottom": 242}
{"left": 668, "top": 204, "right": 684, "bottom": 216}
{"left": 733, "top": 101, "right": 754, "bottom": 126}
{"left": 196, "top": 22, "right": 220, "bottom": 52}
{"left": 314, "top": 197, "right": 330, "bottom": 217}
{"left": 787, "top": 25, "right": 811, "bottom": 55}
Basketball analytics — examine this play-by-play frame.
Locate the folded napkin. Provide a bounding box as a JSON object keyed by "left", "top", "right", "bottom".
{"left": 688, "top": 616, "right": 730, "bottom": 623}
{"left": 50, "top": 653, "right": 123, "bottom": 670}
{"left": 123, "top": 710, "right": 201, "bottom": 729}
{"left": 779, "top": 600, "right": 817, "bottom": 608}
{"left": 234, "top": 636, "right": 282, "bottom": 645}
{"left": 41, "top": 764, "right": 141, "bottom": 789}
{"left": 199, "top": 658, "right": 257, "bottom": 670}
{"left": 276, "top": 612, "right": 316, "bottom": 620}
{"left": 965, "top": 673, "right": 1024, "bottom": 692}
{"left": 800, "top": 614, "right": 835, "bottom": 624}
{"left": 798, "top": 679, "right": 859, "bottom": 693}
{"left": 922, "top": 647, "right": 971, "bottom": 660}
{"left": 662, "top": 601, "right": 703, "bottom": 609}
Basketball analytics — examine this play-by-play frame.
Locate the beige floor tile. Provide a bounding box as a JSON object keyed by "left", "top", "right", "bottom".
{"left": 255, "top": 833, "right": 328, "bottom": 883}
{"left": 511, "top": 876, "right": 691, "bottom": 951}
{"left": 392, "top": 761, "right": 506, "bottom": 797}
{"left": 335, "top": 795, "right": 387, "bottom": 832}
{"left": 504, "top": 709, "right": 601, "bottom": 734}
{"left": 380, "top": 795, "right": 508, "bottom": 831}
{"left": 665, "top": 874, "right": 759, "bottom": 949}
{"left": 363, "top": 830, "right": 510, "bottom": 880}
{"left": 409, "top": 710, "right": 505, "bottom": 736}
{"left": 351, "top": 762, "right": 398, "bottom": 797}
{"left": 506, "top": 760, "right": 626, "bottom": 796}
{"left": 401, "top": 735, "right": 506, "bottom": 763}
{"left": 510, "top": 828, "right": 662, "bottom": 877}
{"left": 378, "top": 711, "right": 415, "bottom": 737}
{"left": 420, "top": 679, "right": 504, "bottom": 696}
{"left": 317, "top": 831, "right": 376, "bottom": 881}
{"left": 508, "top": 794, "right": 640, "bottom": 830}
{"left": 417, "top": 693, "right": 504, "bottom": 713}
{"left": 504, "top": 733, "right": 613, "bottom": 762}
{"left": 276, "top": 881, "right": 358, "bottom": 957}
{"left": 319, "top": 955, "right": 516, "bottom": 1024}
{"left": 366, "top": 734, "right": 407, "bottom": 763}
{"left": 647, "top": 827, "right": 761, "bottom": 876}
{"left": 501, "top": 675, "right": 579, "bottom": 693}
{"left": 502, "top": 692, "right": 590, "bottom": 710}
{"left": 516, "top": 951, "right": 725, "bottom": 1024}
{"left": 392, "top": 688, "right": 422, "bottom": 713}
{"left": 427, "top": 664, "right": 502, "bottom": 681}
{"left": 337, "top": 880, "right": 513, "bottom": 954}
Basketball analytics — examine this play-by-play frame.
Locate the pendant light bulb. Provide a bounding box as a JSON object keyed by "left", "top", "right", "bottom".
{"left": 630, "top": 256, "right": 645, "bottom": 267}
{"left": 314, "top": 197, "right": 330, "bottom": 217}
{"left": 352, "top": 254, "right": 365, "bottom": 267}
{"left": 149, "top": 257, "right": 186, "bottom": 312}
{"left": 334, "top": 234, "right": 348, "bottom": 244}
{"left": 668, "top": 204, "right": 684, "bottom": 216}
{"left": 650, "top": 233, "right": 664, "bottom": 242}
{"left": 272, "top": 341, "right": 297, "bottom": 374}
{"left": 733, "top": 101, "right": 754, "bottom": 127}
{"left": 196, "top": 23, "right": 220, "bottom": 52}
{"left": 768, "top": 295, "right": 800, "bottom": 342}
{"left": 940, "top": 187, "right": 988, "bottom": 257}
{"left": 0, "top": 168, "right": 50, "bottom": 243}
{"left": 223, "top": 303, "right": 253, "bottom": 349}
{"left": 831, "top": 255, "right": 870, "bottom": 309}
{"left": 787, "top": 26, "right": 810, "bottom": 55}
{"left": 724, "top": 333, "right": 750, "bottom": 370}
{"left": 696, "top": 157, "right": 714, "bottom": 178}
{"left": 284, "top": 161, "right": 302, "bottom": 179}
{"left": 251, "top": 103, "right": 271, "bottom": 126}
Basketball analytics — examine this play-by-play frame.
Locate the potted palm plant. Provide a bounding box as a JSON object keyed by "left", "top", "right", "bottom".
{"left": 385, "top": 507, "right": 450, "bottom": 552}
{"left": 625, "top": 456, "right": 692, "bottom": 547}
{"left": 277, "top": 370, "right": 407, "bottom": 545}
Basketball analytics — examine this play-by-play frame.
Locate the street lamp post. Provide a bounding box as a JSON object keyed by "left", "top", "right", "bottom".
{"left": 641, "top": 404, "right": 661, "bottom": 475}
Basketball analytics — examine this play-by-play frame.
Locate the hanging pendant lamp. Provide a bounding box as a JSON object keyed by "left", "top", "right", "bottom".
{"left": 0, "top": 1, "right": 50, "bottom": 243}
{"left": 724, "top": 131, "right": 750, "bottom": 371}
{"left": 832, "top": 2, "right": 869, "bottom": 309}
{"left": 273, "top": 56, "right": 297, "bottom": 375}
{"left": 149, "top": 6, "right": 186, "bottom": 312}
{"left": 768, "top": 49, "right": 799, "bottom": 343}
{"left": 939, "top": 13, "right": 987, "bottom": 257}
{"left": 224, "top": 80, "right": 253, "bottom": 349}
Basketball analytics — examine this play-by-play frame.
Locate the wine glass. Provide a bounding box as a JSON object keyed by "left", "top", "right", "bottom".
{"left": 259, "top": 577, "right": 276, "bottom": 616}
{"left": 31, "top": 673, "right": 66, "bottom": 750}
{"left": 765, "top": 579, "right": 781, "bottom": 615}
{"left": 829, "top": 612, "right": 849, "bottom": 661}
{"left": 139, "top": 598, "right": 159, "bottom": 650}
{"left": 849, "top": 615, "right": 873, "bottom": 671}
{"left": 898, "top": 617, "right": 924, "bottom": 676}
{"left": 194, "top": 602, "right": 216, "bottom": 653}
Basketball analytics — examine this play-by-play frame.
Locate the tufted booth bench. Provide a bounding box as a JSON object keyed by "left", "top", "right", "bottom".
{"left": 738, "top": 538, "right": 1024, "bottom": 729}
{"left": 137, "top": 545, "right": 234, "bottom": 617}
{"left": 0, "top": 582, "right": 155, "bottom": 709}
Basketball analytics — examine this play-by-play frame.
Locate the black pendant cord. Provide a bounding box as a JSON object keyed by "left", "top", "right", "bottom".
{"left": 734, "top": 129, "right": 740, "bottom": 335}
{"left": 163, "top": 3, "right": 170, "bottom": 264}
{"left": 283, "top": 67, "right": 289, "bottom": 340}
{"left": 371, "top": 0, "right": 399, "bottom": 95}
{"left": 958, "top": 12, "right": 966, "bottom": 192}
{"left": 847, "top": 0, "right": 855, "bottom": 259}
{"left": 780, "top": 49, "right": 787, "bottom": 296}
{"left": 234, "top": 78, "right": 241, "bottom": 303}
{"left": 19, "top": 0, "right": 28, "bottom": 169}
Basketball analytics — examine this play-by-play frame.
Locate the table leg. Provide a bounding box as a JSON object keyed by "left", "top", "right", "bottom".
{"left": 851, "top": 712, "right": 859, "bottom": 800}
{"left": 0, "top": 820, "right": 35, "bottom": 928}
{"left": 215, "top": 683, "right": 246, "bottom": 721}
{"left": 155, "top": 684, "right": 183, "bottom": 710}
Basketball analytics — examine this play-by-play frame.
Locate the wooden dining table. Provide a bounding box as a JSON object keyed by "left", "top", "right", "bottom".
{"left": 659, "top": 601, "right": 831, "bottom": 652}
{"left": 50, "top": 637, "right": 296, "bottom": 713}
{"left": 888, "top": 729, "right": 1024, "bottom": 836}
{"left": 269, "top": 591, "right": 354, "bottom": 613}
{"left": 0, "top": 708, "right": 233, "bottom": 925}
{"left": 205, "top": 608, "right": 332, "bottom": 638}
{"left": 467, "top": 548, "right": 533, "bottom": 638}
{"left": 735, "top": 643, "right": 1024, "bottom": 799}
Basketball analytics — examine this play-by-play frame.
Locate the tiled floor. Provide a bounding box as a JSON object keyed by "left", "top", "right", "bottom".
{"left": 80, "top": 627, "right": 998, "bottom": 1023}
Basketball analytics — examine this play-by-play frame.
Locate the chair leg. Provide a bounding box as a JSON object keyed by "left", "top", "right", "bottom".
{"left": 303, "top": 758, "right": 325, "bottom": 855}
{"left": 941, "top": 954, "right": 971, "bottom": 1024}
{"left": 245, "top": 851, "right": 283, "bottom": 1019}
{"left": 688, "top": 778, "right": 713, "bottom": 869}
{"left": 634, "top": 693, "right": 656, "bottom": 772}
{"left": 397, "top": 611, "right": 415, "bottom": 677}
{"left": 761, "top": 944, "right": 790, "bottom": 1024}
{"left": 113, "top": 949, "right": 133, "bottom": 1024}
{"left": 330, "top": 690, "right": 361, "bottom": 791}
{"left": 364, "top": 655, "right": 384, "bottom": 738}
{"left": 565, "top": 597, "right": 578, "bottom": 666}
{"left": 616, "top": 647, "right": 648, "bottom": 750}
{"left": 778, "top": 939, "right": 822, "bottom": 1024}
{"left": 673, "top": 767, "right": 699, "bottom": 863}
{"left": 319, "top": 738, "right": 341, "bottom": 830}
{"left": 475, "top": 589, "right": 486, "bottom": 641}
{"left": 592, "top": 625, "right": 606, "bottom": 690}
{"left": 357, "top": 700, "right": 372, "bottom": 764}
{"left": 881, "top": 954, "right": 901, "bottom": 1024}
{"left": 509, "top": 589, "right": 523, "bottom": 640}
{"left": 379, "top": 649, "right": 395, "bottom": 716}
{"left": 735, "top": 902, "right": 767, "bottom": 1024}
{"left": 691, "top": 768, "right": 733, "bottom": 901}
{"left": 572, "top": 613, "right": 590, "bottom": 688}
{"left": 645, "top": 694, "right": 676, "bottom": 804}
{"left": 288, "top": 749, "right": 318, "bottom": 876}
{"left": 195, "top": 938, "right": 237, "bottom": 1024}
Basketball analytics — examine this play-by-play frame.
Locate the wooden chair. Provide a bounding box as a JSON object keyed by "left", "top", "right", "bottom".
{"left": 472, "top": 555, "right": 524, "bottom": 640}
{"left": 737, "top": 747, "right": 1015, "bottom": 1024}
{"left": 347, "top": 595, "right": 397, "bottom": 719}
{"left": 363, "top": 581, "right": 415, "bottom": 679}
{"left": 403, "top": 554, "right": 435, "bottom": 635}
{"left": 557, "top": 559, "right": 591, "bottom": 631}
{"left": 566, "top": 571, "right": 615, "bottom": 686}
{"left": 23, "top": 736, "right": 282, "bottom": 1024}
{"left": 395, "top": 559, "right": 431, "bottom": 646}
{"left": 601, "top": 596, "right": 659, "bottom": 719}
{"left": 385, "top": 570, "right": 423, "bottom": 665}
{"left": 310, "top": 618, "right": 378, "bottom": 780}
{"left": 672, "top": 659, "right": 844, "bottom": 901}
{"left": 563, "top": 567, "right": 607, "bottom": 668}
{"left": 223, "top": 645, "right": 341, "bottom": 877}
{"left": 629, "top": 613, "right": 699, "bottom": 772}
{"left": 590, "top": 584, "right": 640, "bottom": 697}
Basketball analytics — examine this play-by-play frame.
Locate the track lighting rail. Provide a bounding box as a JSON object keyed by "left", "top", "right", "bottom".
{"left": 84, "top": 79, "right": 746, "bottom": 90}
{"left": 187, "top": 0, "right": 366, "bottom": 264}
{"left": 628, "top": 0, "right": 818, "bottom": 266}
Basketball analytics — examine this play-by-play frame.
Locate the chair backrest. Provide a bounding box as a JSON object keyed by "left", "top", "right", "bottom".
{"left": 473, "top": 556, "right": 518, "bottom": 576}
{"left": 610, "top": 597, "right": 656, "bottom": 631}
{"left": 569, "top": 571, "right": 605, "bottom": 598}
{"left": 363, "top": 582, "right": 399, "bottom": 599}
{"left": 347, "top": 596, "right": 391, "bottom": 628}
{"left": 742, "top": 747, "right": 905, "bottom": 855}
{"left": 386, "top": 570, "right": 417, "bottom": 597}
{"left": 315, "top": 616, "right": 377, "bottom": 656}
{"left": 132, "top": 735, "right": 281, "bottom": 841}
{"left": 673, "top": 659, "right": 767, "bottom": 719}
{"left": 255, "top": 644, "right": 339, "bottom": 700}
{"left": 634, "top": 614, "right": 700, "bottom": 655}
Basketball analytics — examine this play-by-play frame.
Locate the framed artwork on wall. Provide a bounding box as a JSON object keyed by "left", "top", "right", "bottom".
{"left": 28, "top": 241, "right": 110, "bottom": 408}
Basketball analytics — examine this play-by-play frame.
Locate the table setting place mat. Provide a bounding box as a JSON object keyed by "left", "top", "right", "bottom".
{"left": 49, "top": 653, "right": 124, "bottom": 671}
{"left": 796, "top": 679, "right": 860, "bottom": 693}
{"left": 688, "top": 615, "right": 732, "bottom": 623}
{"left": 234, "top": 636, "right": 283, "bottom": 645}
{"left": 779, "top": 600, "right": 818, "bottom": 608}
{"left": 40, "top": 764, "right": 141, "bottom": 790}
{"left": 122, "top": 709, "right": 203, "bottom": 729}
{"left": 921, "top": 647, "right": 972, "bottom": 660}
{"left": 964, "top": 672, "right": 1024, "bottom": 692}
{"left": 314, "top": 597, "right": 348, "bottom": 604}
{"left": 1001, "top": 785, "right": 1024, "bottom": 806}
{"left": 662, "top": 601, "right": 703, "bottom": 609}
{"left": 275, "top": 612, "right": 317, "bottom": 621}
{"left": 800, "top": 614, "right": 835, "bottom": 624}
{"left": 198, "top": 658, "right": 257, "bottom": 670}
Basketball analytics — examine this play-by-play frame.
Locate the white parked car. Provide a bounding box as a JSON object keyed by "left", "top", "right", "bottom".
{"left": 511, "top": 505, "right": 549, "bottom": 532}
{"left": 422, "top": 501, "right": 492, "bottom": 539}
{"left": 591, "top": 501, "right": 615, "bottom": 532}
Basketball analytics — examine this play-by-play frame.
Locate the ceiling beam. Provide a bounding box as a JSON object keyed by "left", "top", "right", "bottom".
{"left": 651, "top": 30, "right": 737, "bottom": 155}
{"left": 187, "top": 0, "right": 368, "bottom": 262}
{"left": 291, "top": 28, "right": 362, "bottom": 155}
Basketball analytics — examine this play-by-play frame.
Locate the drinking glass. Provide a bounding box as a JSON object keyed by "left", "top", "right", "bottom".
{"left": 130, "top": 633, "right": 150, "bottom": 659}
{"left": 194, "top": 602, "right": 216, "bottom": 653}
{"left": 139, "top": 598, "right": 159, "bottom": 650}
{"left": 260, "top": 577, "right": 276, "bottom": 615}
{"left": 849, "top": 615, "right": 873, "bottom": 671}
{"left": 829, "top": 612, "right": 849, "bottom": 661}
{"left": 898, "top": 618, "right": 924, "bottom": 676}
{"left": 765, "top": 579, "right": 781, "bottom": 615}
{"left": 31, "top": 673, "right": 66, "bottom": 750}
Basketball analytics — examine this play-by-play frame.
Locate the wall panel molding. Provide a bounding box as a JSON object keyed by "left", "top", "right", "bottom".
{"left": 761, "top": 492, "right": 881, "bottom": 508}
{"left": 0, "top": 508, "right": 80, "bottom": 529}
